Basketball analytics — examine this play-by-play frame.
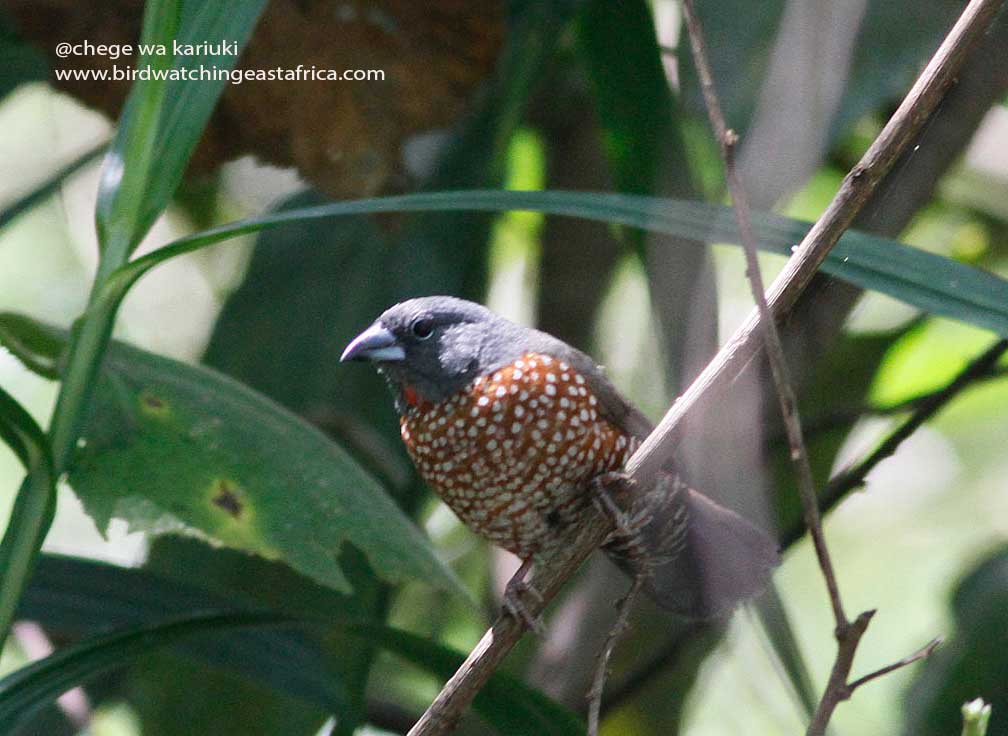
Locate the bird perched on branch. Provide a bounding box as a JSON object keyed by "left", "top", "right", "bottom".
{"left": 342, "top": 296, "right": 778, "bottom": 621}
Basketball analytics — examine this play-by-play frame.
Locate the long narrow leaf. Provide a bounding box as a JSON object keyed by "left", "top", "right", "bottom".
{"left": 0, "top": 143, "right": 106, "bottom": 233}
{"left": 94, "top": 0, "right": 267, "bottom": 268}
{"left": 101, "top": 190, "right": 1008, "bottom": 338}
{"left": 0, "top": 312, "right": 63, "bottom": 380}
{"left": 0, "top": 383, "right": 55, "bottom": 650}
{"left": 18, "top": 555, "right": 580, "bottom": 736}
{"left": 21, "top": 554, "right": 349, "bottom": 715}
{"left": 0, "top": 611, "right": 286, "bottom": 730}
{"left": 0, "top": 385, "right": 47, "bottom": 472}
{"left": 93, "top": 0, "right": 180, "bottom": 266}
{"left": 136, "top": 0, "right": 268, "bottom": 241}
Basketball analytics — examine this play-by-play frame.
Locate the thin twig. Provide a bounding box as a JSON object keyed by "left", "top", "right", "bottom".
{"left": 677, "top": 1, "right": 1000, "bottom": 732}
{"left": 844, "top": 637, "right": 943, "bottom": 694}
{"left": 586, "top": 574, "right": 647, "bottom": 736}
{"left": 622, "top": 0, "right": 1005, "bottom": 491}
{"left": 679, "top": 0, "right": 846, "bottom": 624}
{"left": 678, "top": 2, "right": 867, "bottom": 732}
{"left": 795, "top": 364, "right": 1008, "bottom": 440}
{"left": 607, "top": 340, "right": 1007, "bottom": 717}
{"left": 783, "top": 339, "right": 1008, "bottom": 548}
{"left": 806, "top": 609, "right": 875, "bottom": 734}
{"left": 809, "top": 633, "right": 944, "bottom": 734}
{"left": 406, "top": 505, "right": 615, "bottom": 736}
{"left": 404, "top": 1, "right": 1003, "bottom": 733}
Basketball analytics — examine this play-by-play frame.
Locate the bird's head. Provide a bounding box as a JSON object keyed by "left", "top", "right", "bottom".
{"left": 341, "top": 296, "right": 527, "bottom": 409}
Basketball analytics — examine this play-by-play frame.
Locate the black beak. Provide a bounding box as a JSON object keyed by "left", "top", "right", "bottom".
{"left": 340, "top": 323, "right": 406, "bottom": 363}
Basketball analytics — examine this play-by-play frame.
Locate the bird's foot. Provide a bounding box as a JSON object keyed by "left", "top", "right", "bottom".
{"left": 502, "top": 559, "right": 545, "bottom": 634}
{"left": 590, "top": 472, "right": 651, "bottom": 561}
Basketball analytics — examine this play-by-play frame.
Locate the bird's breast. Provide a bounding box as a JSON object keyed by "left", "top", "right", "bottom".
{"left": 399, "top": 351, "right": 638, "bottom": 556}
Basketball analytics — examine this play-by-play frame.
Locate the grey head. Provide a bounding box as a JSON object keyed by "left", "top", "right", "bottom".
{"left": 340, "top": 296, "right": 531, "bottom": 407}
{"left": 341, "top": 295, "right": 654, "bottom": 438}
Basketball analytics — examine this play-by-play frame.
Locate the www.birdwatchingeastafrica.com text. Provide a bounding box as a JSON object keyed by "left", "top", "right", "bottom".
{"left": 54, "top": 64, "right": 386, "bottom": 85}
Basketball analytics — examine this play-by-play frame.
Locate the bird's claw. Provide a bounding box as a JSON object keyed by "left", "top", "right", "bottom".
{"left": 503, "top": 577, "right": 545, "bottom": 634}
{"left": 502, "top": 559, "right": 545, "bottom": 634}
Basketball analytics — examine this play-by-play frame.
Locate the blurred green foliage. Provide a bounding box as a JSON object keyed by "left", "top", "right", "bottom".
{"left": 0, "top": 0, "right": 1006, "bottom": 734}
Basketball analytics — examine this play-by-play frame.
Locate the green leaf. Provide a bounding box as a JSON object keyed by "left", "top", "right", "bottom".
{"left": 0, "top": 384, "right": 47, "bottom": 473}
{"left": 93, "top": 0, "right": 180, "bottom": 265}
{"left": 19, "top": 553, "right": 580, "bottom": 735}
{"left": 132, "top": 538, "right": 371, "bottom": 735}
{"left": 0, "top": 144, "right": 105, "bottom": 234}
{"left": 102, "top": 191, "right": 1008, "bottom": 340}
{"left": 133, "top": 0, "right": 267, "bottom": 243}
{"left": 20, "top": 553, "right": 350, "bottom": 716}
{"left": 904, "top": 545, "right": 1008, "bottom": 736}
{"left": 0, "top": 611, "right": 285, "bottom": 731}
{"left": 0, "top": 314, "right": 463, "bottom": 598}
{"left": 76, "top": 336, "right": 461, "bottom": 595}
{"left": 0, "top": 312, "right": 64, "bottom": 380}
{"left": 0, "top": 377, "right": 55, "bottom": 653}
{"left": 94, "top": 0, "right": 266, "bottom": 268}
{"left": 0, "top": 0, "right": 266, "bottom": 660}
{"left": 578, "top": 0, "right": 694, "bottom": 198}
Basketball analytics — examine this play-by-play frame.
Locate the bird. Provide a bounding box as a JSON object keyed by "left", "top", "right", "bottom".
{"left": 341, "top": 295, "right": 779, "bottom": 621}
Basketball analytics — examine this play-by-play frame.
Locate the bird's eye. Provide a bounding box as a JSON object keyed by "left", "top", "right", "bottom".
{"left": 411, "top": 318, "right": 434, "bottom": 339}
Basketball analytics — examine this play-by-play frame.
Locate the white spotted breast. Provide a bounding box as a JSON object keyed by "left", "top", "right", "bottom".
{"left": 399, "top": 351, "right": 639, "bottom": 557}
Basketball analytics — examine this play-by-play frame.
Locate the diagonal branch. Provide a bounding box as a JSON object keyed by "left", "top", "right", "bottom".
{"left": 623, "top": 0, "right": 1006, "bottom": 489}
{"left": 405, "top": 0, "right": 1005, "bottom": 733}
{"left": 678, "top": 0, "right": 846, "bottom": 626}
{"left": 678, "top": 2, "right": 1003, "bottom": 733}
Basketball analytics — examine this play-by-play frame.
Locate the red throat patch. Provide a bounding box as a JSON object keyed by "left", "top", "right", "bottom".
{"left": 402, "top": 384, "right": 421, "bottom": 407}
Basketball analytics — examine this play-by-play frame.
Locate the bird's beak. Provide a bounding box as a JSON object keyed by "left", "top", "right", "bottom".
{"left": 340, "top": 323, "right": 406, "bottom": 363}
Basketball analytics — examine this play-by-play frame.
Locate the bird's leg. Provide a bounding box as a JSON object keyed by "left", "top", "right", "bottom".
{"left": 589, "top": 471, "right": 651, "bottom": 561}
{"left": 502, "top": 557, "right": 545, "bottom": 634}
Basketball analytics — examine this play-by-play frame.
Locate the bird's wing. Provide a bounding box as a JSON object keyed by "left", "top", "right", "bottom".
{"left": 521, "top": 328, "right": 655, "bottom": 440}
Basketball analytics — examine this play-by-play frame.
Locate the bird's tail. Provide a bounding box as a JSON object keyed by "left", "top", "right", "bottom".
{"left": 606, "top": 477, "right": 780, "bottom": 618}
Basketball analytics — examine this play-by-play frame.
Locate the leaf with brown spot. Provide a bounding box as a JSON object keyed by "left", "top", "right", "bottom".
{"left": 210, "top": 479, "right": 244, "bottom": 519}
{"left": 0, "top": 315, "right": 467, "bottom": 597}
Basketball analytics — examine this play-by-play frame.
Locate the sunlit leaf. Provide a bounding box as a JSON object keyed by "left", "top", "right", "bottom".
{"left": 578, "top": 0, "right": 695, "bottom": 198}
{"left": 93, "top": 0, "right": 180, "bottom": 263}
{"left": 0, "top": 314, "right": 464, "bottom": 598}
